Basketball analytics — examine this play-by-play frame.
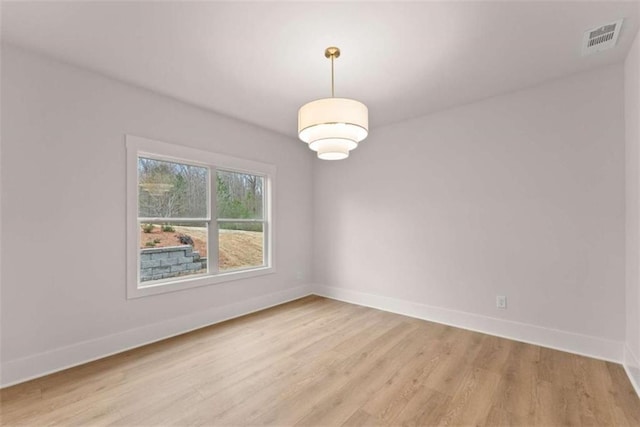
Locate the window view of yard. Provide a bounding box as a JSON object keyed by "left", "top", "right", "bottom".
{"left": 138, "top": 156, "right": 266, "bottom": 283}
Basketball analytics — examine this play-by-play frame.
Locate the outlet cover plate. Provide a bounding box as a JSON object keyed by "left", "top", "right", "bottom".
{"left": 496, "top": 295, "right": 507, "bottom": 309}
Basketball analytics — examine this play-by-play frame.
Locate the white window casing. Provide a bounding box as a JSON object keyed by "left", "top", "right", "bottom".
{"left": 126, "top": 134, "right": 276, "bottom": 299}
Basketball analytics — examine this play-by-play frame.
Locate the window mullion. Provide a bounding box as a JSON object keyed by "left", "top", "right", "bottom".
{"left": 263, "top": 178, "right": 269, "bottom": 267}
{"left": 208, "top": 166, "right": 219, "bottom": 275}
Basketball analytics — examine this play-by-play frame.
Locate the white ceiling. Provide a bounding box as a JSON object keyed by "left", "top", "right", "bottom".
{"left": 2, "top": 1, "right": 639, "bottom": 138}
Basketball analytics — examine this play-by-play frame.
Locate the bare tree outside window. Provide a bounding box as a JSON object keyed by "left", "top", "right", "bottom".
{"left": 138, "top": 158, "right": 208, "bottom": 218}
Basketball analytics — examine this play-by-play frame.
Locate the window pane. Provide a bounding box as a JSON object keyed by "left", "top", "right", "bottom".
{"left": 138, "top": 157, "right": 208, "bottom": 218}
{"left": 139, "top": 222, "right": 208, "bottom": 283}
{"left": 216, "top": 170, "right": 263, "bottom": 219}
{"left": 218, "top": 222, "right": 264, "bottom": 272}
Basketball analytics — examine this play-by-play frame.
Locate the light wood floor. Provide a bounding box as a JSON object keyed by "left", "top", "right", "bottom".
{"left": 1, "top": 296, "right": 639, "bottom": 426}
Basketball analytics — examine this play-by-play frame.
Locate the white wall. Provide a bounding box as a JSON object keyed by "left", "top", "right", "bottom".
{"left": 0, "top": 45, "right": 314, "bottom": 385}
{"left": 625, "top": 28, "right": 640, "bottom": 394}
{"left": 314, "top": 65, "right": 626, "bottom": 361}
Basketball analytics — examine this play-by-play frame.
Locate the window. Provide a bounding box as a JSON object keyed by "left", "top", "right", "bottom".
{"left": 126, "top": 135, "right": 275, "bottom": 298}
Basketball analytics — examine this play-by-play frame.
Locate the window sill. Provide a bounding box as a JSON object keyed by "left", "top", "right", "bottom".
{"left": 126, "top": 266, "right": 276, "bottom": 299}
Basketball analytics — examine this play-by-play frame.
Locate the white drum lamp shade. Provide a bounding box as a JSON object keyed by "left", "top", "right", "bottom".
{"left": 298, "top": 98, "right": 368, "bottom": 160}
{"left": 298, "top": 47, "right": 369, "bottom": 160}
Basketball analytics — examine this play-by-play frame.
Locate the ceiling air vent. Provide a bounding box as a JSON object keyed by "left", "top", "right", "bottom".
{"left": 582, "top": 19, "right": 624, "bottom": 55}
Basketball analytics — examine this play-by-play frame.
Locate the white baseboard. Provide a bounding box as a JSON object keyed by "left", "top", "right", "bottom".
{"left": 624, "top": 344, "right": 640, "bottom": 398}
{"left": 314, "top": 286, "right": 623, "bottom": 364}
{"left": 0, "top": 285, "right": 313, "bottom": 388}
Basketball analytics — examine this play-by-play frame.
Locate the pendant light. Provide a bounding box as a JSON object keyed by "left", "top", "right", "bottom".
{"left": 298, "top": 47, "right": 369, "bottom": 160}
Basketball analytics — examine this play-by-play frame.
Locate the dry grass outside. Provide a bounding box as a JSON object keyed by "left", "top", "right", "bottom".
{"left": 219, "top": 229, "right": 263, "bottom": 271}
{"left": 140, "top": 225, "right": 263, "bottom": 271}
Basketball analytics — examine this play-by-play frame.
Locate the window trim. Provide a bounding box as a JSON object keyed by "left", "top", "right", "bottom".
{"left": 126, "top": 135, "right": 276, "bottom": 299}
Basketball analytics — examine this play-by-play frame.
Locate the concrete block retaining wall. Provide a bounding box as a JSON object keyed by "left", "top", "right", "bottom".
{"left": 140, "top": 245, "right": 207, "bottom": 282}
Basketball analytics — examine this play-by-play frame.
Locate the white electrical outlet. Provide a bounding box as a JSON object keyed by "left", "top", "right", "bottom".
{"left": 496, "top": 295, "right": 507, "bottom": 309}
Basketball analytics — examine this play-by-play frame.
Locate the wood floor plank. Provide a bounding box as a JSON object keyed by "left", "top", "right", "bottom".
{"left": 607, "top": 362, "right": 640, "bottom": 425}
{"left": 293, "top": 327, "right": 433, "bottom": 426}
{"left": 191, "top": 301, "right": 377, "bottom": 399}
{"left": 537, "top": 346, "right": 577, "bottom": 388}
{"left": 2, "top": 296, "right": 639, "bottom": 426}
{"left": 341, "top": 409, "right": 384, "bottom": 427}
{"left": 361, "top": 338, "right": 448, "bottom": 423}
{"left": 437, "top": 367, "right": 501, "bottom": 426}
{"left": 390, "top": 386, "right": 451, "bottom": 426}
{"left": 573, "top": 356, "right": 618, "bottom": 425}
{"left": 533, "top": 379, "right": 581, "bottom": 426}
{"left": 472, "top": 334, "right": 513, "bottom": 374}
{"left": 219, "top": 320, "right": 417, "bottom": 426}
{"left": 483, "top": 405, "right": 528, "bottom": 426}
{"left": 417, "top": 327, "right": 484, "bottom": 397}
{"left": 492, "top": 340, "right": 541, "bottom": 421}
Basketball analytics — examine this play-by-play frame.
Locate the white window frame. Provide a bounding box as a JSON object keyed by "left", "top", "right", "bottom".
{"left": 126, "top": 135, "right": 276, "bottom": 299}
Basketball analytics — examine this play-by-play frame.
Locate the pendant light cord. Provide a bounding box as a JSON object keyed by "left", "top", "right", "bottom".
{"left": 330, "top": 54, "right": 335, "bottom": 97}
